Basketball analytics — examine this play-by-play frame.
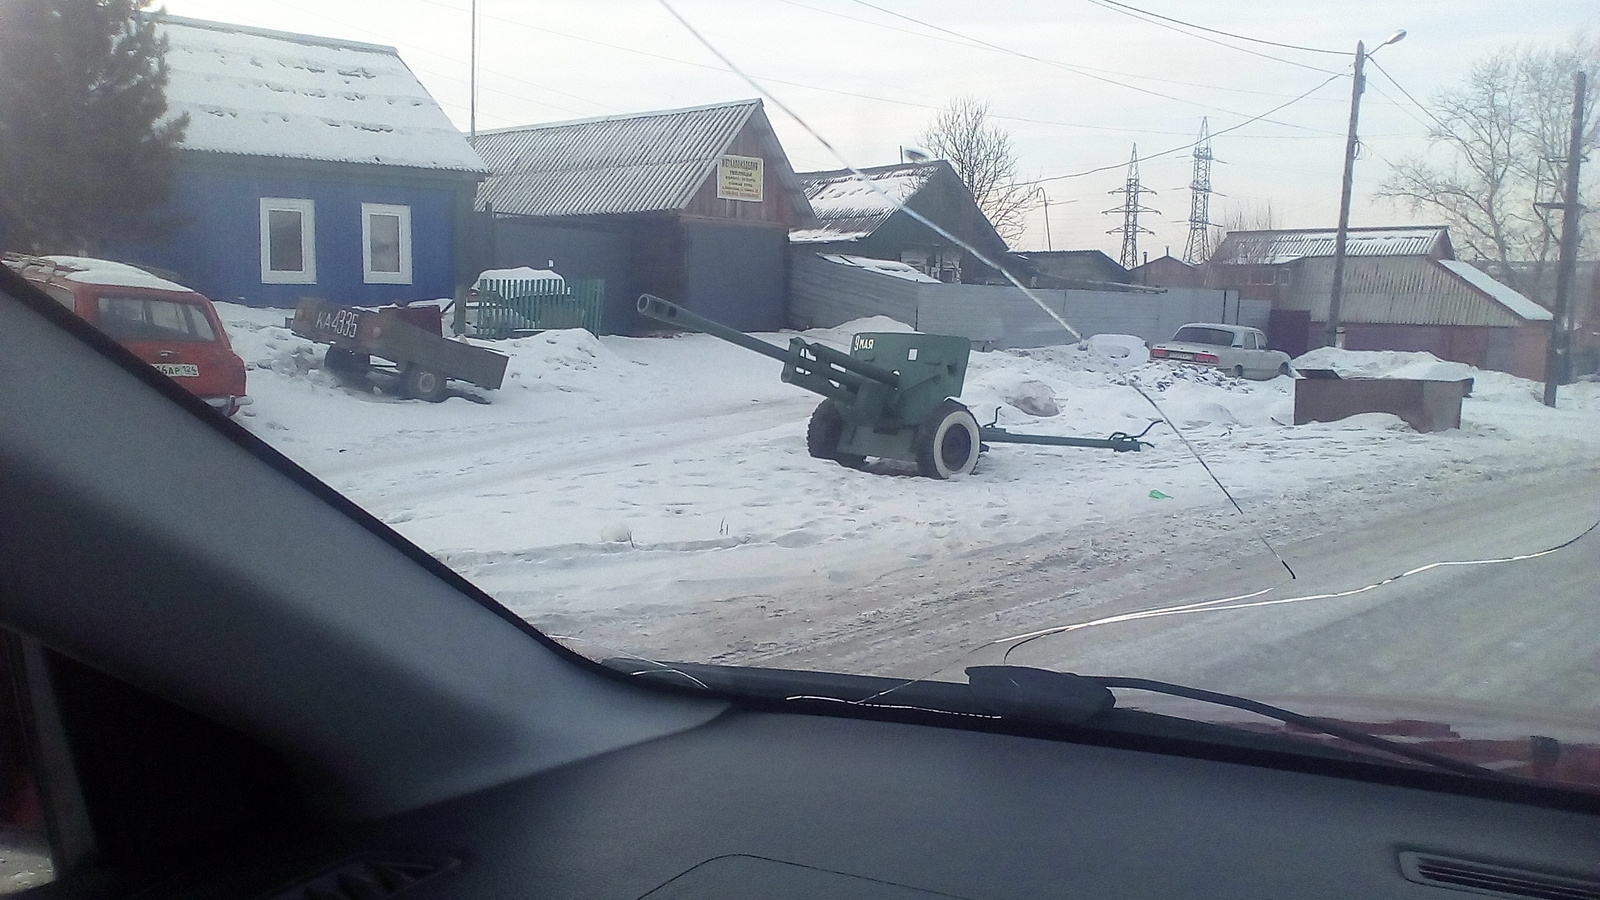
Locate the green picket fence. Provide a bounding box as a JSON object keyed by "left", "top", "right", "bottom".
{"left": 469, "top": 277, "right": 604, "bottom": 338}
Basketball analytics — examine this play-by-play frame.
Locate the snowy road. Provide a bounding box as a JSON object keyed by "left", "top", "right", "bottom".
{"left": 220, "top": 303, "right": 1600, "bottom": 713}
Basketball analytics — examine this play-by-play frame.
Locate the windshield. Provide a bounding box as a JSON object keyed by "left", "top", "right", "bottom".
{"left": 1170, "top": 326, "right": 1236, "bottom": 346}
{"left": 4, "top": 0, "right": 1598, "bottom": 801}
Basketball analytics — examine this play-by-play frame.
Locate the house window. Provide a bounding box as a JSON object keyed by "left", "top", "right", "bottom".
{"left": 259, "top": 198, "right": 316, "bottom": 284}
{"left": 361, "top": 203, "right": 412, "bottom": 284}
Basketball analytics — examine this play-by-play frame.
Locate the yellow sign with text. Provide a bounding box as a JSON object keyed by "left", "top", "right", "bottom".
{"left": 717, "top": 155, "right": 764, "bottom": 202}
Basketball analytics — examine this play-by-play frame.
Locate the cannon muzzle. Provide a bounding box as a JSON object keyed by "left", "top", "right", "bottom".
{"left": 637, "top": 294, "right": 792, "bottom": 365}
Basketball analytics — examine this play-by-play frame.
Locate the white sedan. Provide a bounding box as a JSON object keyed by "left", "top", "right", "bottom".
{"left": 1148, "top": 323, "right": 1292, "bottom": 380}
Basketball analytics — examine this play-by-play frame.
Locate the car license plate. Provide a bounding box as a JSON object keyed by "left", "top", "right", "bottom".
{"left": 154, "top": 363, "right": 200, "bottom": 377}
{"left": 1167, "top": 352, "right": 1194, "bottom": 361}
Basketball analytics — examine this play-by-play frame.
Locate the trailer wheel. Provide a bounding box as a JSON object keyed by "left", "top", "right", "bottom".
{"left": 323, "top": 346, "right": 372, "bottom": 390}
{"left": 806, "top": 400, "right": 866, "bottom": 468}
{"left": 401, "top": 364, "right": 449, "bottom": 403}
{"left": 915, "top": 400, "right": 980, "bottom": 479}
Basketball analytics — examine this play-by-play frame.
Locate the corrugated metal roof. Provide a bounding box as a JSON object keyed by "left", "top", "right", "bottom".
{"left": 159, "top": 16, "right": 487, "bottom": 174}
{"left": 1281, "top": 257, "right": 1542, "bottom": 327}
{"left": 473, "top": 101, "right": 762, "bottom": 217}
{"left": 791, "top": 163, "right": 940, "bottom": 243}
{"left": 1214, "top": 226, "right": 1450, "bottom": 265}
{"left": 1437, "top": 261, "right": 1551, "bottom": 321}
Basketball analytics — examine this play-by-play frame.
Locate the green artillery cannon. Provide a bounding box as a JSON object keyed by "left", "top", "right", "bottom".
{"left": 637, "top": 295, "right": 1154, "bottom": 479}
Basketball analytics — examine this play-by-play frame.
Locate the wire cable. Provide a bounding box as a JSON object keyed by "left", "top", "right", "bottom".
{"left": 1367, "top": 57, "right": 1452, "bottom": 133}
{"left": 1082, "top": 0, "right": 1344, "bottom": 75}
{"left": 1093, "top": 0, "right": 1348, "bottom": 55}
{"left": 1026, "top": 73, "right": 1345, "bottom": 184}
{"left": 845, "top": 0, "right": 1342, "bottom": 132}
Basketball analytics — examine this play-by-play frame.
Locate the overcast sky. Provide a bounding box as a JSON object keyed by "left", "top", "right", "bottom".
{"left": 162, "top": 0, "right": 1596, "bottom": 260}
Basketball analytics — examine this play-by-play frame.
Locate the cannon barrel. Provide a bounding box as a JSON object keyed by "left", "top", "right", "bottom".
{"left": 637, "top": 294, "right": 792, "bottom": 366}
{"left": 637, "top": 294, "right": 900, "bottom": 388}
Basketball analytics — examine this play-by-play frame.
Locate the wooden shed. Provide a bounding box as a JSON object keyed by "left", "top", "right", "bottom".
{"left": 473, "top": 100, "right": 812, "bottom": 333}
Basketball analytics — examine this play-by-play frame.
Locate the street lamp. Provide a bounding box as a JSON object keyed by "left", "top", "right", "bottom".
{"left": 1325, "top": 29, "right": 1406, "bottom": 349}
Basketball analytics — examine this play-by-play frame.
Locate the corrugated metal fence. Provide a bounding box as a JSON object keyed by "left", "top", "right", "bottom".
{"left": 789, "top": 254, "right": 1268, "bottom": 348}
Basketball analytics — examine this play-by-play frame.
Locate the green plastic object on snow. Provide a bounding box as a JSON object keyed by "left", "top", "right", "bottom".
{"left": 636, "top": 295, "right": 1153, "bottom": 479}
{"left": 1149, "top": 490, "right": 1172, "bottom": 499}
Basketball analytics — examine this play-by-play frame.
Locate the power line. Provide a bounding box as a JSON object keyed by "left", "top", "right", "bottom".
{"left": 772, "top": 0, "right": 1349, "bottom": 105}
{"left": 1082, "top": 0, "right": 1343, "bottom": 75}
{"left": 1366, "top": 57, "right": 1451, "bottom": 133}
{"left": 845, "top": 0, "right": 1343, "bottom": 133}
{"left": 1027, "top": 73, "right": 1345, "bottom": 184}
{"left": 1094, "top": 0, "right": 1347, "bottom": 55}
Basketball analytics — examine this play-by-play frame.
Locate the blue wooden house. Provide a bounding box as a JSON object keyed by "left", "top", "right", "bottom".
{"left": 119, "top": 17, "right": 487, "bottom": 308}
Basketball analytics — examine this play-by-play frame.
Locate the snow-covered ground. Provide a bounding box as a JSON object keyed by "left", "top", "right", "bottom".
{"left": 217, "top": 303, "right": 1600, "bottom": 665}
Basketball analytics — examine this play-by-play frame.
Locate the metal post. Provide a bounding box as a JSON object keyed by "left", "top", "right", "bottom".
{"left": 1542, "top": 70, "right": 1587, "bottom": 408}
{"left": 1326, "top": 40, "right": 1366, "bottom": 350}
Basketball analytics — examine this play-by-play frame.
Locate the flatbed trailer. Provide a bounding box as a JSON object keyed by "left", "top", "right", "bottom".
{"left": 290, "top": 297, "right": 509, "bottom": 402}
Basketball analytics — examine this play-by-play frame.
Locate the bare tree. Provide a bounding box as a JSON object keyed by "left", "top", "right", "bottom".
{"left": 1379, "top": 37, "right": 1599, "bottom": 296}
{"left": 919, "top": 97, "right": 1034, "bottom": 245}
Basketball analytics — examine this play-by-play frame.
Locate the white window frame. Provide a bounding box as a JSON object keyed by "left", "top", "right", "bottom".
{"left": 259, "top": 198, "right": 317, "bottom": 284}
{"left": 361, "top": 203, "right": 413, "bottom": 285}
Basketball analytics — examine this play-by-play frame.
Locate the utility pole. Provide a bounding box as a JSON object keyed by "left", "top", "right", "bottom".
{"left": 1327, "top": 30, "right": 1405, "bottom": 349}
{"left": 1040, "top": 190, "right": 1053, "bottom": 252}
{"left": 1183, "top": 118, "right": 1215, "bottom": 265}
{"left": 1542, "top": 70, "right": 1587, "bottom": 408}
{"left": 1104, "top": 145, "right": 1158, "bottom": 270}
{"left": 469, "top": 0, "right": 478, "bottom": 144}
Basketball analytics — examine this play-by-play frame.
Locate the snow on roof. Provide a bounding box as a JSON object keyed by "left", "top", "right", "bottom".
{"left": 791, "top": 163, "right": 939, "bottom": 243}
{"left": 42, "top": 256, "right": 194, "bottom": 292}
{"left": 158, "top": 16, "right": 486, "bottom": 174}
{"left": 815, "top": 254, "right": 940, "bottom": 283}
{"left": 1437, "top": 260, "right": 1552, "bottom": 321}
{"left": 1216, "top": 226, "right": 1450, "bottom": 265}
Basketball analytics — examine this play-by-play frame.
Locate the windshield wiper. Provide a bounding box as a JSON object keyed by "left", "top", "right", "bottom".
{"left": 966, "top": 665, "right": 1507, "bottom": 780}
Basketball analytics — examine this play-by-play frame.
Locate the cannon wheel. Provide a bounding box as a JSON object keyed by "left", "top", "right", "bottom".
{"left": 806, "top": 400, "right": 866, "bottom": 468}
{"left": 915, "top": 400, "right": 980, "bottom": 479}
{"left": 401, "top": 364, "right": 449, "bottom": 403}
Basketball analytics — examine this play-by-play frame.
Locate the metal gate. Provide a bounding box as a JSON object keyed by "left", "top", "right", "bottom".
{"left": 469, "top": 276, "right": 604, "bottom": 338}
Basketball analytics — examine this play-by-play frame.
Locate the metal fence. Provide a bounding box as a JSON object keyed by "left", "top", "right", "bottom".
{"left": 469, "top": 276, "right": 604, "bottom": 338}
{"left": 789, "top": 254, "right": 1269, "bottom": 348}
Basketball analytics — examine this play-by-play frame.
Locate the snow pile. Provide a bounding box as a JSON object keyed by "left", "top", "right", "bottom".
{"left": 1078, "top": 333, "right": 1149, "bottom": 363}
{"left": 477, "top": 267, "right": 564, "bottom": 285}
{"left": 1293, "top": 347, "right": 1477, "bottom": 382}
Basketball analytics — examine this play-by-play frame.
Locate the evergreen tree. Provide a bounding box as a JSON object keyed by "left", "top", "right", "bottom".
{"left": 0, "top": 0, "right": 189, "bottom": 254}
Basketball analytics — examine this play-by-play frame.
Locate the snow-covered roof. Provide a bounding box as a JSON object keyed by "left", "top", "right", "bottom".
{"left": 1437, "top": 260, "right": 1552, "bottom": 322}
{"left": 815, "top": 254, "right": 940, "bottom": 283}
{"left": 791, "top": 163, "right": 939, "bottom": 243}
{"left": 157, "top": 16, "right": 486, "bottom": 174}
{"left": 41, "top": 256, "right": 193, "bottom": 293}
{"left": 1215, "top": 226, "right": 1452, "bottom": 265}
